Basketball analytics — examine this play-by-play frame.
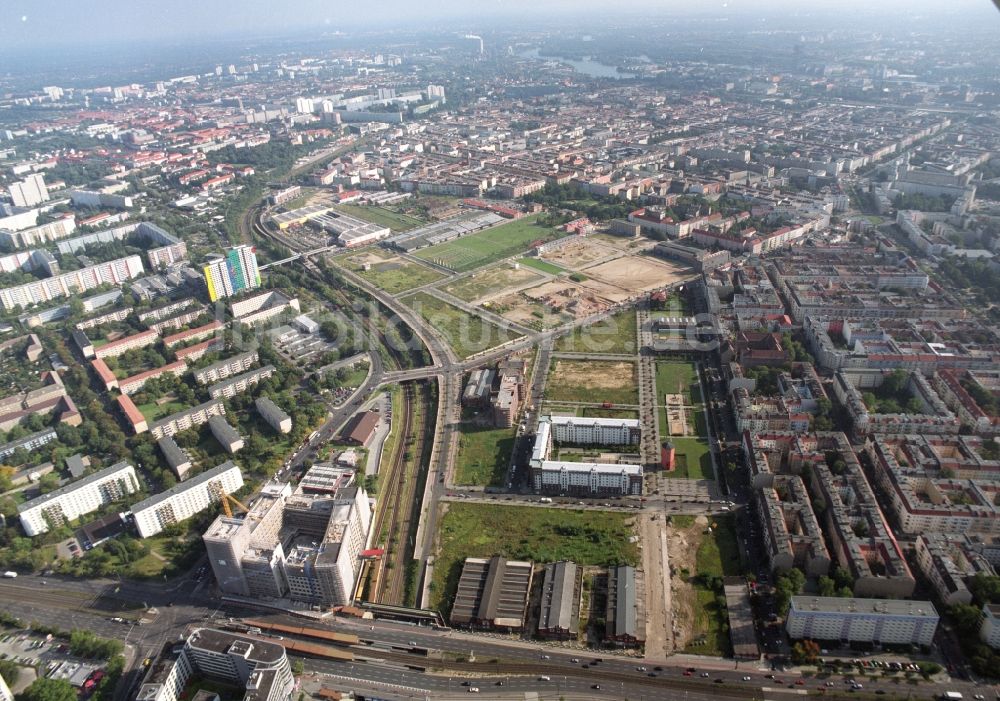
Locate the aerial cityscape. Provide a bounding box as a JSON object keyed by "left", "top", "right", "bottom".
{"left": 0, "top": 1, "right": 1000, "bottom": 700}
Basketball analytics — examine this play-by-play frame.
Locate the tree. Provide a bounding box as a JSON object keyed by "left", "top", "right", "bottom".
{"left": 791, "top": 639, "right": 821, "bottom": 664}
{"left": 969, "top": 574, "right": 1000, "bottom": 606}
{"left": 291, "top": 659, "right": 305, "bottom": 676}
{"left": 949, "top": 603, "right": 984, "bottom": 636}
{"left": 817, "top": 576, "right": 836, "bottom": 597}
{"left": 20, "top": 678, "right": 77, "bottom": 701}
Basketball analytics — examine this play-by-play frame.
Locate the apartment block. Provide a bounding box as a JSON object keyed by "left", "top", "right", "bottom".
{"left": 914, "top": 534, "right": 996, "bottom": 607}
{"left": 755, "top": 475, "right": 830, "bottom": 576}
{"left": 18, "top": 461, "right": 140, "bottom": 536}
{"left": 150, "top": 399, "right": 226, "bottom": 440}
{"left": 163, "top": 320, "right": 222, "bottom": 348}
{"left": 0, "top": 216, "right": 75, "bottom": 249}
{"left": 529, "top": 417, "right": 643, "bottom": 496}
{"left": 132, "top": 461, "right": 244, "bottom": 538}
{"left": 204, "top": 245, "right": 261, "bottom": 302}
{"left": 255, "top": 397, "right": 291, "bottom": 434}
{"left": 93, "top": 328, "right": 160, "bottom": 360}
{"left": 833, "top": 369, "right": 959, "bottom": 437}
{"left": 193, "top": 351, "right": 259, "bottom": 385}
{"left": 230, "top": 291, "right": 299, "bottom": 328}
{"left": 0, "top": 255, "right": 145, "bottom": 311}
{"left": 866, "top": 435, "right": 1000, "bottom": 536}
{"left": 209, "top": 416, "right": 244, "bottom": 454}
{"left": 786, "top": 596, "right": 938, "bottom": 647}
{"left": 208, "top": 365, "right": 276, "bottom": 399}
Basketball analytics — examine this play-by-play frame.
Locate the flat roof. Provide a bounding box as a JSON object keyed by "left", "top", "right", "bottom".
{"left": 131, "top": 461, "right": 239, "bottom": 513}
{"left": 186, "top": 627, "right": 285, "bottom": 664}
{"left": 19, "top": 461, "right": 134, "bottom": 513}
{"left": 548, "top": 415, "right": 640, "bottom": 430}
{"left": 538, "top": 460, "right": 643, "bottom": 476}
{"left": 790, "top": 596, "right": 938, "bottom": 617}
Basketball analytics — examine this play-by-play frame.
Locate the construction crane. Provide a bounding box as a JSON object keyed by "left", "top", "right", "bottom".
{"left": 212, "top": 484, "right": 250, "bottom": 518}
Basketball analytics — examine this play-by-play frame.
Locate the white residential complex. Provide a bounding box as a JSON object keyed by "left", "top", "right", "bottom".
{"left": 132, "top": 462, "right": 244, "bottom": 538}
{"left": 8, "top": 173, "right": 49, "bottom": 207}
{"left": 529, "top": 417, "right": 643, "bottom": 496}
{"left": 786, "top": 596, "right": 939, "bottom": 646}
{"left": 18, "top": 461, "right": 140, "bottom": 536}
{"left": 0, "top": 255, "right": 145, "bottom": 311}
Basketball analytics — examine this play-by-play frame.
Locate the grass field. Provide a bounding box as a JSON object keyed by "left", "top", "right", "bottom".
{"left": 357, "top": 261, "right": 446, "bottom": 294}
{"left": 581, "top": 407, "right": 640, "bottom": 420}
{"left": 668, "top": 436, "right": 712, "bottom": 480}
{"left": 517, "top": 257, "right": 564, "bottom": 275}
{"left": 431, "top": 503, "right": 639, "bottom": 615}
{"left": 404, "top": 292, "right": 522, "bottom": 359}
{"left": 413, "top": 215, "right": 562, "bottom": 272}
{"left": 655, "top": 361, "right": 701, "bottom": 403}
{"left": 335, "top": 204, "right": 426, "bottom": 232}
{"left": 442, "top": 265, "right": 543, "bottom": 303}
{"left": 137, "top": 400, "right": 186, "bottom": 423}
{"left": 556, "top": 308, "right": 637, "bottom": 354}
{"left": 544, "top": 359, "right": 638, "bottom": 405}
{"left": 453, "top": 424, "right": 516, "bottom": 486}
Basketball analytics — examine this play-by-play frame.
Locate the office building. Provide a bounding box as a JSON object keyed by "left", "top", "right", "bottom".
{"left": 203, "top": 245, "right": 261, "bottom": 302}
{"left": 786, "top": 596, "right": 938, "bottom": 647}
{"left": 8, "top": 173, "right": 49, "bottom": 207}
{"left": 136, "top": 628, "right": 293, "bottom": 701}
{"left": 18, "top": 462, "right": 140, "bottom": 536}
{"left": 132, "top": 461, "right": 244, "bottom": 538}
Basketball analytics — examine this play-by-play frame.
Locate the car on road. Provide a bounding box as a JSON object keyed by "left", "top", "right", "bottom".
{"left": 591, "top": 685, "right": 601, "bottom": 690}
{"left": 538, "top": 676, "right": 550, "bottom": 682}
{"left": 682, "top": 670, "right": 692, "bottom": 676}
{"left": 570, "top": 658, "right": 579, "bottom": 663}
{"left": 743, "top": 676, "right": 752, "bottom": 681}
{"left": 466, "top": 688, "right": 479, "bottom": 693}
{"left": 700, "top": 672, "right": 709, "bottom": 678}
{"left": 636, "top": 666, "right": 646, "bottom": 672}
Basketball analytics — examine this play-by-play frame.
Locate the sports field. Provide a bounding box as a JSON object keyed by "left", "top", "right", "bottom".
{"left": 334, "top": 204, "right": 425, "bottom": 232}
{"left": 412, "top": 215, "right": 562, "bottom": 272}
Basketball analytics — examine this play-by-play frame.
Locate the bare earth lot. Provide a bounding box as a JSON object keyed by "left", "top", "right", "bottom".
{"left": 443, "top": 265, "right": 544, "bottom": 303}
{"left": 584, "top": 255, "right": 691, "bottom": 294}
{"left": 541, "top": 237, "right": 623, "bottom": 270}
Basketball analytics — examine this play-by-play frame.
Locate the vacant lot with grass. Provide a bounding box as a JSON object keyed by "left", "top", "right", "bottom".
{"left": 581, "top": 407, "right": 640, "bottom": 420}
{"left": 669, "top": 513, "right": 740, "bottom": 657}
{"left": 454, "top": 424, "right": 516, "bottom": 486}
{"left": 413, "top": 215, "right": 562, "bottom": 272}
{"left": 404, "top": 292, "right": 522, "bottom": 359}
{"left": 517, "top": 257, "right": 564, "bottom": 275}
{"left": 556, "top": 308, "right": 637, "bottom": 354}
{"left": 655, "top": 361, "right": 701, "bottom": 403}
{"left": 443, "top": 265, "right": 543, "bottom": 303}
{"left": 431, "top": 503, "right": 638, "bottom": 615}
{"left": 668, "top": 436, "right": 712, "bottom": 479}
{"left": 336, "top": 250, "right": 445, "bottom": 293}
{"left": 138, "top": 400, "right": 186, "bottom": 423}
{"left": 544, "top": 359, "right": 638, "bottom": 405}
{"left": 335, "top": 204, "right": 426, "bottom": 232}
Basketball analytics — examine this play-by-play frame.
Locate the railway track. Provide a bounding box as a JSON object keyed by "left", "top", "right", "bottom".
{"left": 369, "top": 384, "right": 414, "bottom": 603}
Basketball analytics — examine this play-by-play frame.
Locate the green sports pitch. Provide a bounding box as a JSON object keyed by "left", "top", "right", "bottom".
{"left": 413, "top": 215, "right": 562, "bottom": 272}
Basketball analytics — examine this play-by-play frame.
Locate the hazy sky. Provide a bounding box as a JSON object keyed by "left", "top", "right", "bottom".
{"left": 0, "top": 0, "right": 995, "bottom": 49}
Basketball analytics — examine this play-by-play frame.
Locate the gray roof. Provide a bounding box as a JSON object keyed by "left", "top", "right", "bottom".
{"left": 538, "top": 561, "right": 578, "bottom": 634}
{"left": 19, "top": 460, "right": 135, "bottom": 513}
{"left": 608, "top": 564, "right": 637, "bottom": 639}
{"left": 209, "top": 415, "right": 242, "bottom": 446}
{"left": 151, "top": 399, "right": 224, "bottom": 432}
{"left": 130, "top": 461, "right": 238, "bottom": 513}
{"left": 208, "top": 365, "right": 275, "bottom": 396}
{"left": 65, "top": 454, "right": 86, "bottom": 478}
{"left": 157, "top": 436, "right": 191, "bottom": 470}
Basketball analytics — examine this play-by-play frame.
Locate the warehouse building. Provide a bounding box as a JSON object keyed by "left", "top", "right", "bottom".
{"left": 450, "top": 556, "right": 533, "bottom": 631}
{"left": 537, "top": 561, "right": 580, "bottom": 640}
{"left": 605, "top": 564, "right": 645, "bottom": 648}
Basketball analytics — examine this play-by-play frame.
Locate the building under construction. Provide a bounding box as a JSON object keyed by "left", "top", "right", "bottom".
{"left": 202, "top": 464, "right": 371, "bottom": 607}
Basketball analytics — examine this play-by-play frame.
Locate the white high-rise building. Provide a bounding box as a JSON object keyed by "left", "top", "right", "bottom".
{"left": 203, "top": 245, "right": 260, "bottom": 302}
{"left": 295, "top": 97, "right": 314, "bottom": 114}
{"left": 18, "top": 462, "right": 140, "bottom": 536}
{"left": 427, "top": 84, "right": 446, "bottom": 102}
{"left": 132, "top": 461, "right": 244, "bottom": 538}
{"left": 0, "top": 254, "right": 144, "bottom": 311}
{"left": 8, "top": 173, "right": 49, "bottom": 208}
{"left": 0, "top": 664, "right": 14, "bottom": 701}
